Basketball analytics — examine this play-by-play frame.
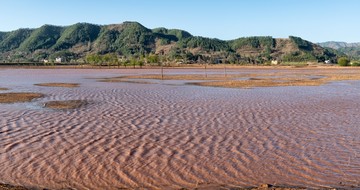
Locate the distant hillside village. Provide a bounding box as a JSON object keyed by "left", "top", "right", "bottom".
{"left": 0, "top": 21, "right": 356, "bottom": 66}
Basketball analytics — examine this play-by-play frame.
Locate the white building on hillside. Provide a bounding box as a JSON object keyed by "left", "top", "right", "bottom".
{"left": 55, "top": 57, "right": 62, "bottom": 63}
{"left": 271, "top": 60, "right": 278, "bottom": 65}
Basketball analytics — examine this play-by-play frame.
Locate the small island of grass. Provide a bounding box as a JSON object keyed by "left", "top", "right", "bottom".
{"left": 0, "top": 93, "right": 44, "bottom": 103}
{"left": 34, "top": 83, "right": 79, "bottom": 88}
{"left": 43, "top": 100, "right": 87, "bottom": 109}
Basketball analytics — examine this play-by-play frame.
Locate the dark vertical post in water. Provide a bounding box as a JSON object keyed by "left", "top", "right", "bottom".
{"left": 161, "top": 64, "right": 164, "bottom": 80}
{"left": 160, "top": 52, "right": 165, "bottom": 80}
{"left": 205, "top": 63, "right": 207, "bottom": 78}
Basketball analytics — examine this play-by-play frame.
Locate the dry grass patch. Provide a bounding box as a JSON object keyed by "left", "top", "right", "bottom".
{"left": 102, "top": 74, "right": 250, "bottom": 81}
{"left": 0, "top": 183, "right": 28, "bottom": 190}
{"left": 190, "top": 77, "right": 326, "bottom": 88}
{"left": 130, "top": 74, "right": 229, "bottom": 80}
{"left": 0, "top": 93, "right": 44, "bottom": 103}
{"left": 44, "top": 100, "right": 87, "bottom": 109}
{"left": 325, "top": 74, "right": 360, "bottom": 81}
{"left": 98, "top": 68, "right": 360, "bottom": 88}
{"left": 0, "top": 88, "right": 9, "bottom": 91}
{"left": 98, "top": 78, "right": 154, "bottom": 84}
{"left": 34, "top": 83, "right": 79, "bottom": 88}
{"left": 97, "top": 74, "right": 236, "bottom": 83}
{"left": 189, "top": 70, "right": 360, "bottom": 88}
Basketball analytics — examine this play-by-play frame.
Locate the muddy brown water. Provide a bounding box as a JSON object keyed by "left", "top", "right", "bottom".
{"left": 0, "top": 68, "right": 359, "bottom": 189}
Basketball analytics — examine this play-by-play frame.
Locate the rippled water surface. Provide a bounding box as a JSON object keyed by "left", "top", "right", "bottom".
{"left": 0, "top": 68, "right": 359, "bottom": 189}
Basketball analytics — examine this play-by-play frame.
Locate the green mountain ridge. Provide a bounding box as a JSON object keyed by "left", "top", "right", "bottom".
{"left": 19, "top": 25, "right": 63, "bottom": 51}
{"left": 318, "top": 41, "right": 360, "bottom": 59}
{"left": 318, "top": 41, "right": 360, "bottom": 50}
{"left": 0, "top": 28, "right": 34, "bottom": 52}
{"left": 0, "top": 21, "right": 341, "bottom": 64}
{"left": 53, "top": 23, "right": 101, "bottom": 51}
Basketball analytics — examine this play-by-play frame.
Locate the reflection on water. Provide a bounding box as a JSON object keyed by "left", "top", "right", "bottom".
{"left": 0, "top": 68, "right": 359, "bottom": 189}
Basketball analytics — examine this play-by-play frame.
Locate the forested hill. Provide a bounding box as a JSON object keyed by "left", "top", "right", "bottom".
{"left": 318, "top": 41, "right": 360, "bottom": 59}
{"left": 0, "top": 22, "right": 340, "bottom": 64}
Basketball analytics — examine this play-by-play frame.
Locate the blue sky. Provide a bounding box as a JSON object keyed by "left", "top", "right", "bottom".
{"left": 0, "top": 0, "right": 359, "bottom": 42}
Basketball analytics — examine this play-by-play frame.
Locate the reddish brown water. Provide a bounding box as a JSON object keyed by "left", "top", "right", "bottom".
{"left": 0, "top": 68, "right": 359, "bottom": 189}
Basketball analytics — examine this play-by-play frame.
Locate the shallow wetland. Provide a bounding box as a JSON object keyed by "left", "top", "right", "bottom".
{"left": 0, "top": 67, "right": 359, "bottom": 189}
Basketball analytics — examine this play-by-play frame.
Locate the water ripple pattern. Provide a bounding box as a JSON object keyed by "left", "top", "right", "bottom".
{"left": 0, "top": 69, "right": 359, "bottom": 189}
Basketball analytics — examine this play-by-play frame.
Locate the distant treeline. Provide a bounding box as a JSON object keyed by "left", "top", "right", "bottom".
{"left": 0, "top": 22, "right": 344, "bottom": 64}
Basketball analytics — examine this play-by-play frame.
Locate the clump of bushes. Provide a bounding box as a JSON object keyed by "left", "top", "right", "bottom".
{"left": 351, "top": 61, "right": 360, "bottom": 66}
{"left": 338, "top": 57, "right": 350, "bottom": 66}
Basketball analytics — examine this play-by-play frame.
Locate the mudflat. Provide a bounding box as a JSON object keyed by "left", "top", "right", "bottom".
{"left": 0, "top": 67, "right": 359, "bottom": 189}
